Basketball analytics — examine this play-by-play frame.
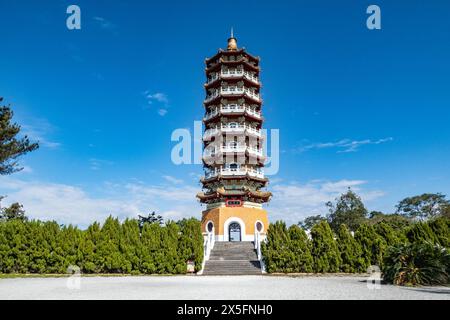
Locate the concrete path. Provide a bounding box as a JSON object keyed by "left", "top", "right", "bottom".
{"left": 0, "top": 275, "right": 449, "bottom": 300}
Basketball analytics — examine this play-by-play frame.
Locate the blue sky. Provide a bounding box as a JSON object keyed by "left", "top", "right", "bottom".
{"left": 1, "top": 0, "right": 449, "bottom": 226}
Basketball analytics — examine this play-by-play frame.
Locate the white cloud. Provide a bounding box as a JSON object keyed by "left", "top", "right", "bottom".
{"left": 295, "top": 137, "right": 393, "bottom": 153}
{"left": 0, "top": 177, "right": 200, "bottom": 228}
{"left": 146, "top": 92, "right": 169, "bottom": 104}
{"left": 162, "top": 175, "right": 184, "bottom": 185}
{"left": 143, "top": 92, "right": 169, "bottom": 116}
{"left": 268, "top": 179, "right": 385, "bottom": 224}
{"left": 0, "top": 175, "right": 384, "bottom": 228}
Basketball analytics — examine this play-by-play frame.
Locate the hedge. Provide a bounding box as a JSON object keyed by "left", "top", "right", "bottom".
{"left": 0, "top": 216, "right": 203, "bottom": 274}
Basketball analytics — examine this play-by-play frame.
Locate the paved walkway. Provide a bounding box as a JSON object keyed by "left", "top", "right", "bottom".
{"left": 0, "top": 275, "right": 449, "bottom": 300}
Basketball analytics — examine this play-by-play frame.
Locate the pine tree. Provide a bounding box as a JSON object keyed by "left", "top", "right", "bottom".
{"left": 0, "top": 97, "right": 39, "bottom": 175}
{"left": 336, "top": 224, "right": 366, "bottom": 273}
{"left": 310, "top": 221, "right": 341, "bottom": 273}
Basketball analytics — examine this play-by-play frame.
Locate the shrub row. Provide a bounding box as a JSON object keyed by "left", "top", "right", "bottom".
{"left": 261, "top": 218, "right": 450, "bottom": 276}
{"left": 0, "top": 217, "right": 203, "bottom": 274}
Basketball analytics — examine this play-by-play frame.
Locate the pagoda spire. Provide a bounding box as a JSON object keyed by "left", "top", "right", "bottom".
{"left": 227, "top": 28, "right": 237, "bottom": 51}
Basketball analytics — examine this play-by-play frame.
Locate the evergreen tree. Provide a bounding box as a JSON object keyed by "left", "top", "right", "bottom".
{"left": 178, "top": 218, "right": 204, "bottom": 272}
{"left": 298, "top": 215, "right": 326, "bottom": 231}
{"left": 0, "top": 97, "right": 39, "bottom": 175}
{"left": 120, "top": 218, "right": 141, "bottom": 274}
{"left": 288, "top": 225, "right": 313, "bottom": 273}
{"left": 327, "top": 188, "right": 367, "bottom": 232}
{"left": 428, "top": 217, "right": 450, "bottom": 248}
{"left": 0, "top": 201, "right": 28, "bottom": 221}
{"left": 336, "top": 224, "right": 366, "bottom": 273}
{"left": 374, "top": 221, "right": 405, "bottom": 246}
{"left": 354, "top": 224, "right": 386, "bottom": 268}
{"left": 97, "top": 216, "right": 124, "bottom": 273}
{"left": 405, "top": 221, "right": 438, "bottom": 245}
{"left": 310, "top": 221, "right": 341, "bottom": 273}
{"left": 80, "top": 222, "right": 101, "bottom": 273}
{"left": 261, "top": 221, "right": 292, "bottom": 273}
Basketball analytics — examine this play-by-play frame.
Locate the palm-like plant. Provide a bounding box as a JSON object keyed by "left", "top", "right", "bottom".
{"left": 383, "top": 242, "right": 449, "bottom": 286}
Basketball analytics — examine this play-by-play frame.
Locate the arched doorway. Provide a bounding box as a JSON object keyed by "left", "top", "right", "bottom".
{"left": 228, "top": 222, "right": 241, "bottom": 242}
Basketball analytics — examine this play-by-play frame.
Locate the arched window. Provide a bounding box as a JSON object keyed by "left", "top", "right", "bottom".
{"left": 229, "top": 122, "right": 237, "bottom": 128}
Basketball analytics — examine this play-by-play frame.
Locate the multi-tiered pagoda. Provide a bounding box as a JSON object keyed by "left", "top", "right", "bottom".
{"left": 197, "top": 33, "right": 271, "bottom": 242}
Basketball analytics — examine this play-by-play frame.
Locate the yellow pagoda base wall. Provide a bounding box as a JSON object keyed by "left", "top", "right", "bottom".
{"left": 201, "top": 206, "right": 269, "bottom": 241}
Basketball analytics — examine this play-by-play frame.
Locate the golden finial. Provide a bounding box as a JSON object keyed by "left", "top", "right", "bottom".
{"left": 227, "top": 28, "right": 237, "bottom": 51}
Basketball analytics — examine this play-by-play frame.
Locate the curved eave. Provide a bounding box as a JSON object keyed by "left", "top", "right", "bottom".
{"left": 205, "top": 49, "right": 260, "bottom": 64}
{"left": 203, "top": 112, "right": 264, "bottom": 124}
{"left": 200, "top": 174, "right": 268, "bottom": 184}
{"left": 204, "top": 94, "right": 262, "bottom": 106}
{"left": 206, "top": 59, "right": 260, "bottom": 73}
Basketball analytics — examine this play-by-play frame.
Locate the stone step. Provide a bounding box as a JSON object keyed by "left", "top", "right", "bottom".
{"left": 202, "top": 242, "right": 262, "bottom": 275}
{"left": 203, "top": 260, "right": 262, "bottom": 275}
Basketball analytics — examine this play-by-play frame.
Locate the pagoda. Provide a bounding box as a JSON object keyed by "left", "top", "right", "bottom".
{"left": 197, "top": 32, "right": 271, "bottom": 242}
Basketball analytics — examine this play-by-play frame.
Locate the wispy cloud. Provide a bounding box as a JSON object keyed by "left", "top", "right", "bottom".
{"left": 21, "top": 118, "right": 61, "bottom": 149}
{"left": 295, "top": 137, "right": 393, "bottom": 153}
{"left": 162, "top": 175, "right": 184, "bottom": 185}
{"left": 143, "top": 91, "right": 169, "bottom": 116}
{"left": 89, "top": 158, "right": 114, "bottom": 171}
{"left": 93, "top": 16, "right": 117, "bottom": 31}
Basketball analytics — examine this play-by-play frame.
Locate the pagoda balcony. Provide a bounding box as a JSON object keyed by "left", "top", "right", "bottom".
{"left": 203, "top": 124, "right": 262, "bottom": 140}
{"left": 204, "top": 166, "right": 265, "bottom": 179}
{"left": 247, "top": 146, "right": 264, "bottom": 157}
{"left": 204, "top": 87, "right": 261, "bottom": 103}
{"left": 203, "top": 144, "right": 262, "bottom": 158}
{"left": 203, "top": 104, "right": 262, "bottom": 121}
{"left": 205, "top": 70, "right": 259, "bottom": 85}
{"left": 203, "top": 145, "right": 247, "bottom": 157}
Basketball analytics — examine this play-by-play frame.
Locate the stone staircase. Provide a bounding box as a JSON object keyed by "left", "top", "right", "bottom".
{"left": 202, "top": 242, "right": 262, "bottom": 275}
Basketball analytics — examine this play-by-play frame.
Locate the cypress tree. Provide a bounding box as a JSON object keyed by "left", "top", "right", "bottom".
{"left": 405, "top": 221, "right": 437, "bottom": 245}
{"left": 310, "top": 221, "right": 341, "bottom": 273}
{"left": 120, "top": 218, "right": 141, "bottom": 274}
{"left": 354, "top": 224, "right": 386, "bottom": 268}
{"left": 97, "top": 216, "right": 124, "bottom": 273}
{"left": 178, "top": 218, "right": 204, "bottom": 272}
{"left": 427, "top": 217, "right": 450, "bottom": 247}
{"left": 261, "top": 221, "right": 292, "bottom": 273}
{"left": 288, "top": 225, "right": 313, "bottom": 273}
{"left": 81, "top": 222, "right": 101, "bottom": 273}
{"left": 336, "top": 224, "right": 366, "bottom": 273}
{"left": 374, "top": 221, "right": 405, "bottom": 247}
